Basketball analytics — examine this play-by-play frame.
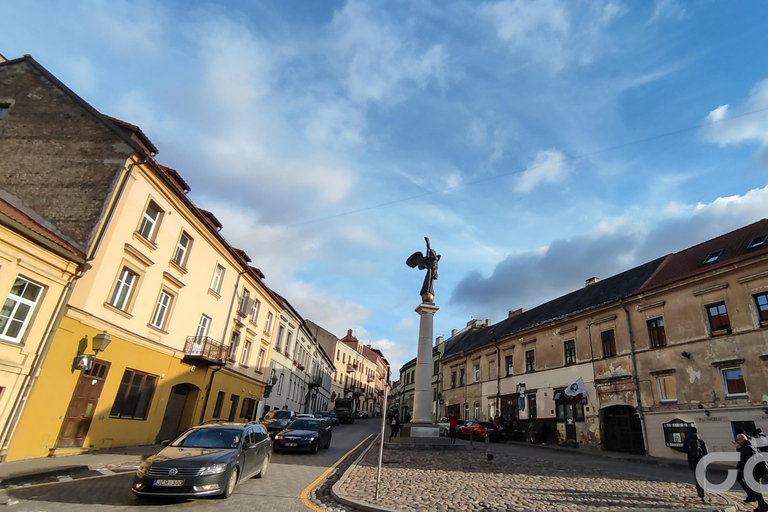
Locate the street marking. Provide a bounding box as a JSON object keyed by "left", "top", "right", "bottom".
{"left": 300, "top": 434, "right": 375, "bottom": 511}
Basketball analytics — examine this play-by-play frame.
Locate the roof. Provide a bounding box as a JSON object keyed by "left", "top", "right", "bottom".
{"left": 442, "top": 256, "right": 667, "bottom": 360}
{"left": 0, "top": 197, "right": 85, "bottom": 261}
{"left": 638, "top": 219, "right": 768, "bottom": 292}
{"left": 104, "top": 115, "right": 159, "bottom": 155}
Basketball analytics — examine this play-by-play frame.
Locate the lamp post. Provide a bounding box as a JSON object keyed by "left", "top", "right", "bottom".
{"left": 92, "top": 331, "right": 112, "bottom": 355}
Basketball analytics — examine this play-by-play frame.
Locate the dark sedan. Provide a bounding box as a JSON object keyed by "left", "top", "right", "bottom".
{"left": 132, "top": 422, "right": 271, "bottom": 499}
{"left": 262, "top": 409, "right": 296, "bottom": 437}
{"left": 273, "top": 418, "right": 332, "bottom": 454}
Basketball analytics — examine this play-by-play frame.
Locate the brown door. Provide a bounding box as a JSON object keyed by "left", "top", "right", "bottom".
{"left": 57, "top": 360, "right": 110, "bottom": 448}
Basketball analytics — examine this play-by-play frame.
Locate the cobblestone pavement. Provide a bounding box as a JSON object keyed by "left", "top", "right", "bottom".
{"left": 337, "top": 440, "right": 751, "bottom": 512}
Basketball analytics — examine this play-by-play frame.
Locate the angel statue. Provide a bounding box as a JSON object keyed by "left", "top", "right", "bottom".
{"left": 406, "top": 237, "right": 441, "bottom": 303}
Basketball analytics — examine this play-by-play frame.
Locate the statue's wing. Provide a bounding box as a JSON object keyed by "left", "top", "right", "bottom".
{"left": 406, "top": 251, "right": 425, "bottom": 268}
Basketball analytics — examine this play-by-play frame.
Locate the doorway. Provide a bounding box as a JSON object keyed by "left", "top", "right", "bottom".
{"left": 602, "top": 405, "right": 644, "bottom": 454}
{"left": 156, "top": 383, "right": 200, "bottom": 442}
{"left": 57, "top": 360, "right": 110, "bottom": 448}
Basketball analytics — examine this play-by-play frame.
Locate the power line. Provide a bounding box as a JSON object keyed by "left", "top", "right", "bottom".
{"left": 290, "top": 105, "right": 768, "bottom": 227}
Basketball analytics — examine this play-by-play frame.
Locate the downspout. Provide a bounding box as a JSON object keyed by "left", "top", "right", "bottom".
{"left": 199, "top": 268, "right": 247, "bottom": 423}
{"left": 493, "top": 340, "right": 501, "bottom": 419}
{"left": 621, "top": 299, "right": 649, "bottom": 455}
{"left": 0, "top": 262, "right": 88, "bottom": 455}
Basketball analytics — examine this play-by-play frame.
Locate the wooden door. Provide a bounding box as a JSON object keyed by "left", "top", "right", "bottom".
{"left": 57, "top": 360, "right": 110, "bottom": 448}
{"left": 156, "top": 385, "right": 189, "bottom": 442}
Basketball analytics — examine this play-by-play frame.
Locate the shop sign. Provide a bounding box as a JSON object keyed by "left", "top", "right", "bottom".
{"left": 662, "top": 418, "right": 695, "bottom": 451}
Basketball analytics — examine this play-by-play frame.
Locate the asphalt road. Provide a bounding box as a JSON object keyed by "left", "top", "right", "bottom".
{"left": 0, "top": 419, "right": 383, "bottom": 512}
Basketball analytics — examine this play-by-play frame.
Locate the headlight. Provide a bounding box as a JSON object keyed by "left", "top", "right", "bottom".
{"left": 197, "top": 463, "right": 228, "bottom": 476}
{"left": 136, "top": 456, "right": 154, "bottom": 477}
{"left": 306, "top": 436, "right": 316, "bottom": 441}
{"left": 275, "top": 433, "right": 284, "bottom": 440}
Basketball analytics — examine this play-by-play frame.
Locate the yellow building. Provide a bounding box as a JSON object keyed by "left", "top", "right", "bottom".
{"left": 0, "top": 56, "right": 281, "bottom": 460}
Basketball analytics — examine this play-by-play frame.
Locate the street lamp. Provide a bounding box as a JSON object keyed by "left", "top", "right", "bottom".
{"left": 92, "top": 331, "right": 112, "bottom": 355}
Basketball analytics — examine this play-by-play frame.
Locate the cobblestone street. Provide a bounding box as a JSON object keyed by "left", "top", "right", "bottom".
{"left": 338, "top": 440, "right": 749, "bottom": 512}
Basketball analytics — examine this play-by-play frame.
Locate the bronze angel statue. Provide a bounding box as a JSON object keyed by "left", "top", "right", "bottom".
{"left": 406, "top": 237, "right": 441, "bottom": 303}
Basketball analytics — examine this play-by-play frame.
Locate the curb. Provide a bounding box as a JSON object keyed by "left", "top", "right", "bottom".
{"left": 330, "top": 435, "right": 401, "bottom": 512}
{"left": 0, "top": 464, "right": 92, "bottom": 487}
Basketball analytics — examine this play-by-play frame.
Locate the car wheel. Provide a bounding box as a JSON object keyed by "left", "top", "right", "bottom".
{"left": 256, "top": 454, "right": 269, "bottom": 478}
{"left": 221, "top": 467, "right": 238, "bottom": 499}
{"left": 325, "top": 436, "right": 331, "bottom": 449}
{"left": 472, "top": 431, "right": 479, "bottom": 442}
{"left": 310, "top": 441, "right": 319, "bottom": 454}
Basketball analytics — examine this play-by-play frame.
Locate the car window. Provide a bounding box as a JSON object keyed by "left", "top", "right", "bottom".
{"left": 172, "top": 428, "right": 242, "bottom": 448}
{"left": 288, "top": 419, "right": 320, "bottom": 431}
{"left": 272, "top": 410, "right": 293, "bottom": 419}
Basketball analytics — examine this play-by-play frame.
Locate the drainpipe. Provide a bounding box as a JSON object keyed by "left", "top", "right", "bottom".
{"left": 199, "top": 365, "right": 223, "bottom": 423}
{"left": 493, "top": 340, "right": 501, "bottom": 419}
{"left": 0, "top": 262, "right": 89, "bottom": 455}
{"left": 621, "top": 299, "right": 649, "bottom": 455}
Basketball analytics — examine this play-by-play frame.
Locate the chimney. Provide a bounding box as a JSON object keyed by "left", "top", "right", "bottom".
{"left": 508, "top": 308, "right": 527, "bottom": 318}
{"left": 585, "top": 277, "right": 600, "bottom": 287}
{"left": 474, "top": 320, "right": 483, "bottom": 328}
{"left": 485, "top": 319, "right": 491, "bottom": 327}
{"left": 347, "top": 329, "right": 353, "bottom": 337}
{"left": 436, "top": 336, "right": 444, "bottom": 345}
{"left": 451, "top": 329, "right": 458, "bottom": 337}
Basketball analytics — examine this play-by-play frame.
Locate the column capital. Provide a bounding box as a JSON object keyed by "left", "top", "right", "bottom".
{"left": 415, "top": 302, "right": 440, "bottom": 315}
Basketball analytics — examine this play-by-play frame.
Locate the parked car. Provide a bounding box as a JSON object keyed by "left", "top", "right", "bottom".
{"left": 437, "top": 417, "right": 465, "bottom": 436}
{"left": 354, "top": 410, "right": 369, "bottom": 419}
{"left": 328, "top": 413, "right": 339, "bottom": 427}
{"left": 458, "top": 421, "right": 500, "bottom": 441}
{"left": 273, "top": 418, "right": 332, "bottom": 454}
{"left": 132, "top": 421, "right": 271, "bottom": 499}
{"left": 262, "top": 409, "right": 296, "bottom": 437}
{"left": 314, "top": 411, "right": 337, "bottom": 426}
{"left": 295, "top": 413, "right": 315, "bottom": 419}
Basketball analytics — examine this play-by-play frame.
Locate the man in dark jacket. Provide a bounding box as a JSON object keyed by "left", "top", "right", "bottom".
{"left": 736, "top": 433, "right": 768, "bottom": 512}
{"left": 684, "top": 432, "right": 708, "bottom": 503}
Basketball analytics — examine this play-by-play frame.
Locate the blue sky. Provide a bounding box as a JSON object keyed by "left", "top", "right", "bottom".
{"left": 4, "top": 0, "right": 768, "bottom": 375}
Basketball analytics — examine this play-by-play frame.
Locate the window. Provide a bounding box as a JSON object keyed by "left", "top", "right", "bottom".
{"left": 434, "top": 360, "right": 439, "bottom": 376}
{"left": 227, "top": 331, "right": 240, "bottom": 361}
{"left": 149, "top": 290, "right": 173, "bottom": 330}
{"left": 210, "top": 264, "right": 225, "bottom": 293}
{"left": 195, "top": 315, "right": 211, "bottom": 338}
{"left": 464, "top": 403, "right": 469, "bottom": 421}
{"left": 342, "top": 353, "right": 345, "bottom": 363}
{"left": 505, "top": 355, "right": 513, "bottom": 376}
{"left": 564, "top": 340, "right": 576, "bottom": 366}
{"left": 138, "top": 201, "right": 162, "bottom": 241}
{"left": 703, "top": 250, "right": 722, "bottom": 264}
{"left": 525, "top": 350, "right": 535, "bottom": 372}
{"left": 473, "top": 401, "right": 480, "bottom": 419}
{"left": 747, "top": 235, "right": 767, "bottom": 249}
{"left": 241, "top": 398, "right": 256, "bottom": 420}
{"left": 212, "top": 391, "right": 225, "bottom": 418}
{"left": 250, "top": 299, "right": 261, "bottom": 324}
{"left": 228, "top": 394, "right": 240, "bottom": 421}
{"left": 275, "top": 325, "right": 285, "bottom": 352}
{"left": 238, "top": 289, "right": 250, "bottom": 316}
{"left": 0, "top": 277, "right": 43, "bottom": 344}
{"left": 256, "top": 348, "right": 266, "bottom": 371}
{"left": 657, "top": 375, "right": 677, "bottom": 402}
{"left": 276, "top": 373, "right": 284, "bottom": 395}
{"left": 721, "top": 368, "right": 747, "bottom": 396}
{"left": 459, "top": 368, "right": 465, "bottom": 386}
{"left": 240, "top": 340, "right": 252, "bottom": 366}
{"left": 285, "top": 332, "right": 293, "bottom": 357}
{"left": 109, "top": 369, "right": 157, "bottom": 420}
{"left": 527, "top": 394, "right": 537, "bottom": 419}
{"left": 336, "top": 349, "right": 340, "bottom": 360}
{"left": 706, "top": 302, "right": 731, "bottom": 335}
{"left": 601, "top": 330, "right": 616, "bottom": 357}
{"left": 473, "top": 363, "right": 480, "bottom": 382}
{"left": 647, "top": 317, "right": 666, "bottom": 348}
{"left": 451, "top": 371, "right": 456, "bottom": 388}
{"left": 0, "top": 103, "right": 11, "bottom": 121}
{"left": 264, "top": 312, "right": 273, "bottom": 335}
{"left": 109, "top": 268, "right": 137, "bottom": 311}
{"left": 172, "top": 232, "right": 192, "bottom": 267}
{"left": 755, "top": 293, "right": 768, "bottom": 326}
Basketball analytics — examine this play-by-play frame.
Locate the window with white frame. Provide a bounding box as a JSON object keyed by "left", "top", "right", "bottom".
{"left": 138, "top": 201, "right": 163, "bottom": 241}
{"left": 238, "top": 289, "right": 250, "bottom": 316}
{"left": 0, "top": 277, "right": 44, "bottom": 344}
{"left": 210, "top": 264, "right": 225, "bottom": 294}
{"left": 150, "top": 290, "right": 173, "bottom": 330}
{"left": 256, "top": 348, "right": 266, "bottom": 372}
{"left": 656, "top": 374, "right": 677, "bottom": 402}
{"left": 227, "top": 331, "right": 240, "bottom": 361}
{"left": 473, "top": 401, "right": 480, "bottom": 419}
{"left": 109, "top": 268, "right": 138, "bottom": 311}
{"left": 721, "top": 367, "right": 747, "bottom": 397}
{"left": 473, "top": 363, "right": 480, "bottom": 382}
{"left": 285, "top": 331, "right": 293, "bottom": 357}
{"left": 240, "top": 340, "right": 252, "bottom": 366}
{"left": 264, "top": 312, "right": 273, "bottom": 335}
{"left": 172, "top": 232, "right": 192, "bottom": 267}
{"left": 250, "top": 299, "right": 261, "bottom": 324}
{"left": 275, "top": 325, "right": 285, "bottom": 352}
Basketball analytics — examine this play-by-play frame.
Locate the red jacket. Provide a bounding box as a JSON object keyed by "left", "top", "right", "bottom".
{"left": 449, "top": 418, "right": 458, "bottom": 428}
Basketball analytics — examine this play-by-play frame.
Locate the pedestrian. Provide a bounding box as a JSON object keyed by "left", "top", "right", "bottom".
{"left": 735, "top": 433, "right": 768, "bottom": 512}
{"left": 448, "top": 414, "right": 458, "bottom": 444}
{"left": 389, "top": 410, "right": 400, "bottom": 441}
{"left": 683, "top": 431, "right": 708, "bottom": 503}
{"left": 404, "top": 408, "right": 412, "bottom": 424}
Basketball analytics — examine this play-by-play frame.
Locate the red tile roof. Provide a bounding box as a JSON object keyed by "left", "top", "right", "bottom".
{"left": 104, "top": 115, "right": 159, "bottom": 155}
{"left": 0, "top": 198, "right": 85, "bottom": 260}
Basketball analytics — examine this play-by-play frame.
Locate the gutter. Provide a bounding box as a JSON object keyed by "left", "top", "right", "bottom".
{"left": 621, "top": 299, "right": 649, "bottom": 455}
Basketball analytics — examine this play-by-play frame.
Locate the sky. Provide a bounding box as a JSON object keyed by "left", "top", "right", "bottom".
{"left": 4, "top": 0, "right": 768, "bottom": 376}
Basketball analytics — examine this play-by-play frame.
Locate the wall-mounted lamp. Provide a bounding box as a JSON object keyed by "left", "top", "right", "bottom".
{"left": 705, "top": 410, "right": 710, "bottom": 417}
{"left": 681, "top": 351, "right": 691, "bottom": 359}
{"left": 697, "top": 404, "right": 704, "bottom": 409}
{"left": 92, "top": 331, "right": 112, "bottom": 355}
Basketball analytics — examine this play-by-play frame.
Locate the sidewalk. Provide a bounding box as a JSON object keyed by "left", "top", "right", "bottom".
{"left": 0, "top": 444, "right": 160, "bottom": 487}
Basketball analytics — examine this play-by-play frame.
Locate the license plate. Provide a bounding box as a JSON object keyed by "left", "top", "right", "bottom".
{"left": 285, "top": 443, "right": 298, "bottom": 447}
{"left": 155, "top": 479, "right": 184, "bottom": 487}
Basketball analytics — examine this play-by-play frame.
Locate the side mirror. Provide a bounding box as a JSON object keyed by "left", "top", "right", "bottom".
{"left": 160, "top": 440, "right": 171, "bottom": 447}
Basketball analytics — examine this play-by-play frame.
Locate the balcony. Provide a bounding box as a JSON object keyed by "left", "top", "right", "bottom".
{"left": 183, "top": 336, "right": 228, "bottom": 366}
{"left": 367, "top": 376, "right": 374, "bottom": 383}
{"left": 308, "top": 376, "right": 323, "bottom": 389}
{"left": 346, "top": 363, "right": 355, "bottom": 373}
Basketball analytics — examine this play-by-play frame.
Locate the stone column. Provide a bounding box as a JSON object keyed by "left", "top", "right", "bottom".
{"left": 411, "top": 302, "right": 439, "bottom": 424}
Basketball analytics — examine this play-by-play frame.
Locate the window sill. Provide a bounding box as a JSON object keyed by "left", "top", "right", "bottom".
{"left": 207, "top": 288, "right": 222, "bottom": 300}
{"left": 168, "top": 260, "right": 188, "bottom": 275}
{"left": 711, "top": 329, "right": 732, "bottom": 337}
{"left": 147, "top": 323, "right": 169, "bottom": 335}
{"left": 238, "top": 364, "right": 249, "bottom": 369}
{"left": 659, "top": 399, "right": 678, "bottom": 404}
{"left": 724, "top": 393, "right": 749, "bottom": 399}
{"left": 649, "top": 344, "right": 667, "bottom": 350}
{"left": 133, "top": 231, "right": 158, "bottom": 252}
{"left": 103, "top": 302, "right": 133, "bottom": 319}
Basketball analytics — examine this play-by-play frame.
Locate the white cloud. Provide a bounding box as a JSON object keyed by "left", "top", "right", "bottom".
{"left": 513, "top": 149, "right": 570, "bottom": 193}
{"left": 650, "top": 0, "right": 686, "bottom": 22}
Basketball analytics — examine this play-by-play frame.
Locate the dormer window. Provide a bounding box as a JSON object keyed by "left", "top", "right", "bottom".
{"left": 747, "top": 235, "right": 767, "bottom": 249}
{"left": 703, "top": 250, "right": 722, "bottom": 264}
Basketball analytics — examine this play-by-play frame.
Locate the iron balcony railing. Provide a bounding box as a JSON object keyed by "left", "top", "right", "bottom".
{"left": 183, "top": 336, "right": 228, "bottom": 365}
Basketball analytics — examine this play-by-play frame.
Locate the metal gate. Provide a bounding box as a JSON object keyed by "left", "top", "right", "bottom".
{"left": 602, "top": 405, "right": 644, "bottom": 454}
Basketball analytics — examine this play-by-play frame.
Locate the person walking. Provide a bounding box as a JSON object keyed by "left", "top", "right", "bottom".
{"left": 389, "top": 410, "right": 400, "bottom": 442}
{"left": 736, "top": 433, "right": 768, "bottom": 512}
{"left": 683, "top": 431, "right": 708, "bottom": 503}
{"left": 448, "top": 414, "right": 458, "bottom": 444}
